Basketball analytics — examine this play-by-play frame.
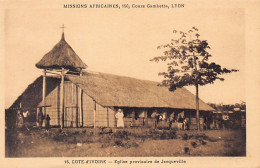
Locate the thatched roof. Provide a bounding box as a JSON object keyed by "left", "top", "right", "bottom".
{"left": 67, "top": 71, "right": 214, "bottom": 111}
{"left": 9, "top": 71, "right": 214, "bottom": 111}
{"left": 35, "top": 33, "right": 87, "bottom": 71}
{"left": 9, "top": 76, "right": 60, "bottom": 109}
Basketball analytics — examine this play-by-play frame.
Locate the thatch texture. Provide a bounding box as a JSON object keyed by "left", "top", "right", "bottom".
{"left": 67, "top": 71, "right": 214, "bottom": 111}
{"left": 36, "top": 33, "right": 87, "bottom": 71}
{"left": 9, "top": 71, "right": 214, "bottom": 111}
{"left": 9, "top": 76, "right": 60, "bottom": 109}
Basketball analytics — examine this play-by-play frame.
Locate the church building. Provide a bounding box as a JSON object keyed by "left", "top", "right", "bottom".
{"left": 8, "top": 30, "right": 214, "bottom": 129}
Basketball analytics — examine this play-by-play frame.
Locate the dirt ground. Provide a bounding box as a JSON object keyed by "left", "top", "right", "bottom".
{"left": 5, "top": 127, "right": 246, "bottom": 157}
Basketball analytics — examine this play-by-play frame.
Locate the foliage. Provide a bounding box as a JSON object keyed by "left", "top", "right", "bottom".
{"left": 208, "top": 102, "right": 246, "bottom": 112}
{"left": 150, "top": 27, "right": 238, "bottom": 91}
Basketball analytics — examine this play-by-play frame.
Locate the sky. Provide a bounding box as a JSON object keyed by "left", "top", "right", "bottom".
{"left": 4, "top": 8, "right": 245, "bottom": 108}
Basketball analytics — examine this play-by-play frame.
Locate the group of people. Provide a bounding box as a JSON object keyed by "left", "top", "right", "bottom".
{"left": 168, "top": 113, "right": 191, "bottom": 130}
{"left": 115, "top": 109, "right": 193, "bottom": 130}
{"left": 38, "top": 111, "right": 51, "bottom": 131}
{"left": 176, "top": 117, "right": 190, "bottom": 130}
{"left": 16, "top": 110, "right": 32, "bottom": 131}
{"left": 151, "top": 111, "right": 191, "bottom": 130}
{"left": 16, "top": 109, "right": 51, "bottom": 131}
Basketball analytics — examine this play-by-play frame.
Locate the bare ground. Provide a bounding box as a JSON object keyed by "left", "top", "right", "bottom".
{"left": 5, "top": 127, "right": 246, "bottom": 157}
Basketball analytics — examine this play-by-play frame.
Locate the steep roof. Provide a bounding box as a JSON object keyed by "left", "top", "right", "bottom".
{"left": 35, "top": 33, "right": 87, "bottom": 71}
{"left": 67, "top": 71, "right": 214, "bottom": 111}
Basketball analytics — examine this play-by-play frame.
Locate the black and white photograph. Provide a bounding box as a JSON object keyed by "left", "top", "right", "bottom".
{"left": 1, "top": 0, "right": 260, "bottom": 168}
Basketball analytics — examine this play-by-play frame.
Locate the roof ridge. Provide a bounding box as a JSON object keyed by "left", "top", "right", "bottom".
{"left": 83, "top": 70, "right": 160, "bottom": 84}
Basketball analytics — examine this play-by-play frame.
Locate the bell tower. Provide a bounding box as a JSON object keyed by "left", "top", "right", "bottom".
{"left": 35, "top": 25, "right": 87, "bottom": 128}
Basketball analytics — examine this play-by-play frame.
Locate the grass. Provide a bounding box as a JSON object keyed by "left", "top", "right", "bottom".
{"left": 5, "top": 127, "right": 246, "bottom": 157}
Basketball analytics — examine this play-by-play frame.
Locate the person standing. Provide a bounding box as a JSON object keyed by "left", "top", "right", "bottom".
{"left": 39, "top": 113, "right": 44, "bottom": 128}
{"left": 23, "top": 110, "right": 29, "bottom": 123}
{"left": 178, "top": 116, "right": 184, "bottom": 130}
{"left": 45, "top": 114, "right": 51, "bottom": 131}
{"left": 151, "top": 110, "right": 159, "bottom": 128}
{"left": 115, "top": 109, "right": 124, "bottom": 128}
{"left": 16, "top": 110, "right": 24, "bottom": 128}
{"left": 183, "top": 118, "right": 187, "bottom": 130}
{"left": 169, "top": 112, "right": 175, "bottom": 129}
{"left": 38, "top": 107, "right": 44, "bottom": 128}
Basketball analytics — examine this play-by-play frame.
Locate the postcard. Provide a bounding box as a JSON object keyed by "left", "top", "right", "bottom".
{"left": 0, "top": 0, "right": 260, "bottom": 167}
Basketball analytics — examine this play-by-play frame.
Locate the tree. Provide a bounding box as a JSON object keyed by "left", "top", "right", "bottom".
{"left": 150, "top": 27, "right": 238, "bottom": 130}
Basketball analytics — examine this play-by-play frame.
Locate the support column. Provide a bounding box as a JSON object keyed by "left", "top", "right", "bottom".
{"left": 80, "top": 91, "right": 83, "bottom": 127}
{"left": 144, "top": 110, "right": 148, "bottom": 127}
{"left": 93, "top": 100, "right": 96, "bottom": 128}
{"left": 75, "top": 84, "right": 79, "bottom": 128}
{"left": 42, "top": 69, "right": 46, "bottom": 123}
{"left": 196, "top": 83, "right": 200, "bottom": 130}
{"left": 131, "top": 110, "right": 135, "bottom": 127}
{"left": 79, "top": 69, "right": 84, "bottom": 127}
{"left": 57, "top": 85, "right": 60, "bottom": 127}
{"left": 60, "top": 68, "right": 65, "bottom": 129}
{"left": 107, "top": 107, "right": 109, "bottom": 127}
{"left": 36, "top": 107, "right": 39, "bottom": 127}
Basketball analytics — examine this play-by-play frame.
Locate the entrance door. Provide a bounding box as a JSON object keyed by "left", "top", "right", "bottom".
{"left": 64, "top": 106, "right": 79, "bottom": 127}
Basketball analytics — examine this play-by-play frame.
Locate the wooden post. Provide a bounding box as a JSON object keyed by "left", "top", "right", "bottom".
{"left": 113, "top": 107, "right": 116, "bottom": 127}
{"left": 61, "top": 68, "right": 65, "bottom": 129}
{"left": 71, "top": 82, "right": 76, "bottom": 128}
{"left": 75, "top": 84, "right": 79, "bottom": 127}
{"left": 107, "top": 107, "right": 109, "bottom": 127}
{"left": 57, "top": 85, "right": 60, "bottom": 127}
{"left": 79, "top": 69, "right": 84, "bottom": 127}
{"left": 196, "top": 83, "right": 200, "bottom": 130}
{"left": 93, "top": 100, "right": 96, "bottom": 128}
{"left": 80, "top": 91, "right": 83, "bottom": 127}
{"left": 42, "top": 69, "right": 46, "bottom": 122}
{"left": 145, "top": 110, "right": 148, "bottom": 127}
{"left": 36, "top": 107, "right": 39, "bottom": 127}
{"left": 131, "top": 110, "right": 135, "bottom": 127}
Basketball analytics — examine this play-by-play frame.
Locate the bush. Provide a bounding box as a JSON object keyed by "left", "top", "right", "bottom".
{"left": 114, "top": 140, "right": 124, "bottom": 147}
{"left": 113, "top": 131, "right": 130, "bottom": 140}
